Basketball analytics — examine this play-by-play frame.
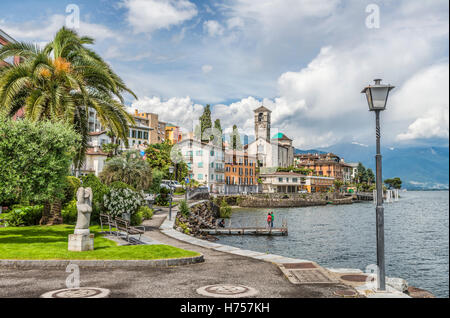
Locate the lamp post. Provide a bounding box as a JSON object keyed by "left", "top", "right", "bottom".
{"left": 168, "top": 166, "right": 175, "bottom": 220}
{"left": 361, "top": 79, "right": 395, "bottom": 291}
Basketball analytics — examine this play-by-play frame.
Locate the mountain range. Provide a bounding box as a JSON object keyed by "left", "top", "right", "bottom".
{"left": 295, "top": 143, "right": 449, "bottom": 190}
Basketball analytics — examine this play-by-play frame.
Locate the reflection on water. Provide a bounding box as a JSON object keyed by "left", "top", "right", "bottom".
{"left": 217, "top": 191, "right": 449, "bottom": 297}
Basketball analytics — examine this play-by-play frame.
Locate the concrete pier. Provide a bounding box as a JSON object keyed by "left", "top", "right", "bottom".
{"left": 199, "top": 227, "right": 288, "bottom": 236}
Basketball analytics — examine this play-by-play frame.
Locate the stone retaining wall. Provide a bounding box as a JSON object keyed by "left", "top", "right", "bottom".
{"left": 235, "top": 192, "right": 351, "bottom": 208}
{"left": 0, "top": 255, "right": 204, "bottom": 269}
{"left": 174, "top": 200, "right": 218, "bottom": 239}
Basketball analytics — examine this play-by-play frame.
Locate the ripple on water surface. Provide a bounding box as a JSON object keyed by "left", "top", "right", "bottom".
{"left": 217, "top": 191, "right": 449, "bottom": 298}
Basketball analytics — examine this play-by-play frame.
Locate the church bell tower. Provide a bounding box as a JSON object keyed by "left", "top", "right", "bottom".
{"left": 254, "top": 106, "right": 271, "bottom": 141}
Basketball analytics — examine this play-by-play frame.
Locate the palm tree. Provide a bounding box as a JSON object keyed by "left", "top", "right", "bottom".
{"left": 0, "top": 27, "right": 136, "bottom": 167}
{"left": 99, "top": 150, "right": 152, "bottom": 191}
{"left": 0, "top": 27, "right": 137, "bottom": 224}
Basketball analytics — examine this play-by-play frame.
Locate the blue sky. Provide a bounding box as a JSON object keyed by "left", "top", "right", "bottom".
{"left": 1, "top": 0, "right": 448, "bottom": 149}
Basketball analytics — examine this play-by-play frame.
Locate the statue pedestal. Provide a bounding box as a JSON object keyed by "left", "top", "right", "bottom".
{"left": 68, "top": 234, "right": 94, "bottom": 251}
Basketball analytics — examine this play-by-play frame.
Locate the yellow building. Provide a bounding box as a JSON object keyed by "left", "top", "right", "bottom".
{"left": 165, "top": 125, "right": 182, "bottom": 144}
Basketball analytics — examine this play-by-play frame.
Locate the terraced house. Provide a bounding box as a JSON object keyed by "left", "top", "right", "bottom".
{"left": 224, "top": 150, "right": 259, "bottom": 194}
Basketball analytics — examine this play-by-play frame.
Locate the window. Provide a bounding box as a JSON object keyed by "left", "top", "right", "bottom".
{"left": 132, "top": 130, "right": 136, "bottom": 138}
{"left": 210, "top": 150, "right": 214, "bottom": 156}
{"left": 198, "top": 162, "right": 203, "bottom": 168}
{"left": 143, "top": 132, "right": 148, "bottom": 140}
{"left": 211, "top": 162, "right": 214, "bottom": 168}
{"left": 198, "top": 174, "right": 203, "bottom": 180}
{"left": 293, "top": 178, "right": 298, "bottom": 183}
{"left": 211, "top": 174, "right": 214, "bottom": 180}
{"left": 278, "top": 177, "right": 283, "bottom": 182}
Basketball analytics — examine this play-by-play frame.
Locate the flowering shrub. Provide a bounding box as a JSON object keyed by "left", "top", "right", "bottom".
{"left": 103, "top": 188, "right": 144, "bottom": 218}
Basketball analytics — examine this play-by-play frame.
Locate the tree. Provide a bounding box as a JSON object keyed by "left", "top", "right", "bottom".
{"left": 213, "top": 118, "right": 223, "bottom": 147}
{"left": 356, "top": 162, "right": 368, "bottom": 184}
{"left": 145, "top": 142, "right": 188, "bottom": 182}
{"left": 199, "top": 104, "right": 212, "bottom": 142}
{"left": 366, "top": 168, "right": 375, "bottom": 185}
{"left": 334, "top": 180, "right": 344, "bottom": 192}
{"left": 230, "top": 124, "right": 243, "bottom": 150}
{"left": 145, "top": 142, "right": 172, "bottom": 171}
{"left": 101, "top": 143, "right": 119, "bottom": 157}
{"left": 0, "top": 116, "right": 80, "bottom": 224}
{"left": 384, "top": 177, "right": 402, "bottom": 189}
{"left": 99, "top": 150, "right": 152, "bottom": 191}
{"left": 0, "top": 27, "right": 136, "bottom": 170}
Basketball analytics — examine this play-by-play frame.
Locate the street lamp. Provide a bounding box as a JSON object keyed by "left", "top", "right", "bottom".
{"left": 168, "top": 166, "right": 175, "bottom": 220}
{"left": 361, "top": 79, "right": 395, "bottom": 291}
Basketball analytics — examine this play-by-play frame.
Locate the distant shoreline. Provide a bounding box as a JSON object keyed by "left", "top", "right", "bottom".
{"left": 405, "top": 189, "right": 449, "bottom": 191}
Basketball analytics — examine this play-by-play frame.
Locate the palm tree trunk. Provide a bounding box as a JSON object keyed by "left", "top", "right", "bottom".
{"left": 48, "top": 198, "right": 63, "bottom": 225}
{"left": 39, "top": 199, "right": 63, "bottom": 225}
{"left": 39, "top": 201, "right": 51, "bottom": 225}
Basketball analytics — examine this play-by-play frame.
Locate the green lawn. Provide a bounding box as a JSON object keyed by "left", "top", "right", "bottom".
{"left": 0, "top": 225, "right": 199, "bottom": 260}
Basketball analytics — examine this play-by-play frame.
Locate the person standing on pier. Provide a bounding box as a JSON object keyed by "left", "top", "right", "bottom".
{"left": 267, "top": 213, "right": 272, "bottom": 229}
{"left": 270, "top": 212, "right": 274, "bottom": 228}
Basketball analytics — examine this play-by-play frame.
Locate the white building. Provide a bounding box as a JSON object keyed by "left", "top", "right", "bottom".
{"left": 259, "top": 172, "right": 335, "bottom": 193}
{"left": 347, "top": 163, "right": 359, "bottom": 182}
{"left": 176, "top": 138, "right": 225, "bottom": 194}
{"left": 87, "top": 108, "right": 153, "bottom": 151}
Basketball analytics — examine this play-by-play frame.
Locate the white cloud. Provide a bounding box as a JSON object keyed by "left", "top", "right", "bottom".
{"left": 0, "top": 14, "right": 120, "bottom": 43}
{"left": 226, "top": 17, "right": 244, "bottom": 30}
{"left": 392, "top": 63, "right": 449, "bottom": 141}
{"left": 203, "top": 20, "right": 224, "bottom": 37}
{"left": 129, "top": 96, "right": 203, "bottom": 132}
{"left": 122, "top": 0, "right": 197, "bottom": 34}
{"left": 201, "top": 64, "right": 213, "bottom": 74}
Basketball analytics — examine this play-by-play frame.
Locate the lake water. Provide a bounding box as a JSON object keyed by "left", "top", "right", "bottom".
{"left": 217, "top": 191, "right": 449, "bottom": 298}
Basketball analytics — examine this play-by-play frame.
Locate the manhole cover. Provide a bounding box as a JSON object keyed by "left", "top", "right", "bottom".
{"left": 290, "top": 269, "right": 337, "bottom": 284}
{"left": 340, "top": 274, "right": 373, "bottom": 282}
{"left": 334, "top": 289, "right": 358, "bottom": 297}
{"left": 283, "top": 262, "right": 316, "bottom": 269}
{"left": 196, "top": 284, "right": 258, "bottom": 298}
{"left": 40, "top": 287, "right": 110, "bottom": 298}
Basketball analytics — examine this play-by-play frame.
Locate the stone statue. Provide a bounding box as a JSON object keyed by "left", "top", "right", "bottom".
{"left": 68, "top": 187, "right": 94, "bottom": 251}
{"left": 74, "top": 187, "right": 93, "bottom": 235}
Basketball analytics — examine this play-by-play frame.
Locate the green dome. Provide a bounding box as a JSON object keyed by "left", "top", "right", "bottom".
{"left": 272, "top": 133, "right": 284, "bottom": 139}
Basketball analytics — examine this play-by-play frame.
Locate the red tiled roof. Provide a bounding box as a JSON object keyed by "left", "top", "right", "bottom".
{"left": 86, "top": 147, "right": 108, "bottom": 156}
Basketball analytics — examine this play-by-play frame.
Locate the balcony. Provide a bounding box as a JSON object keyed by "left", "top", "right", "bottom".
{"left": 215, "top": 167, "right": 225, "bottom": 173}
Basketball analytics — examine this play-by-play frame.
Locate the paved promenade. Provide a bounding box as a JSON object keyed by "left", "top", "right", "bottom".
{"left": 0, "top": 203, "right": 410, "bottom": 298}
{"left": 0, "top": 207, "right": 356, "bottom": 298}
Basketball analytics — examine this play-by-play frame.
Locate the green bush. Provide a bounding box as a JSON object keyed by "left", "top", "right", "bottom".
{"left": 109, "top": 181, "right": 135, "bottom": 191}
{"left": 130, "top": 211, "right": 143, "bottom": 226}
{"left": 179, "top": 200, "right": 190, "bottom": 217}
{"left": 155, "top": 187, "right": 170, "bottom": 206}
{"left": 0, "top": 116, "right": 81, "bottom": 205}
{"left": 62, "top": 176, "right": 81, "bottom": 206}
{"left": 4, "top": 205, "right": 43, "bottom": 227}
{"left": 80, "top": 174, "right": 110, "bottom": 224}
{"left": 139, "top": 206, "right": 154, "bottom": 220}
{"left": 219, "top": 199, "right": 232, "bottom": 218}
{"left": 61, "top": 200, "right": 78, "bottom": 225}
